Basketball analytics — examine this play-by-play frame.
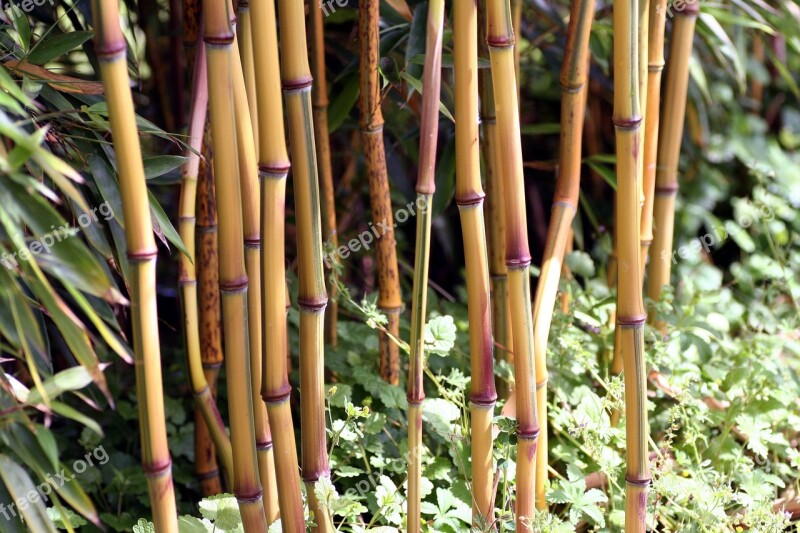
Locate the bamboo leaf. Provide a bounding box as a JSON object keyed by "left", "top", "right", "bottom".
{"left": 27, "top": 32, "right": 94, "bottom": 66}
{"left": 327, "top": 73, "right": 360, "bottom": 133}
{"left": 144, "top": 155, "right": 189, "bottom": 180}
{"left": 148, "top": 190, "right": 190, "bottom": 257}
{"left": 0, "top": 455, "right": 58, "bottom": 533}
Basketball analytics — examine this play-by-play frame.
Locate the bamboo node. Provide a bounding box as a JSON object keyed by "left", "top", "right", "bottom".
{"left": 624, "top": 474, "right": 652, "bottom": 487}
{"left": 298, "top": 296, "right": 328, "bottom": 312}
{"left": 455, "top": 191, "right": 486, "bottom": 207}
{"left": 220, "top": 277, "right": 248, "bottom": 292}
{"left": 407, "top": 395, "right": 425, "bottom": 406}
{"left": 197, "top": 468, "right": 221, "bottom": 480}
{"left": 517, "top": 427, "right": 541, "bottom": 441}
{"left": 262, "top": 384, "right": 292, "bottom": 404}
{"left": 256, "top": 440, "right": 274, "bottom": 452}
{"left": 675, "top": 2, "right": 700, "bottom": 15}
{"left": 612, "top": 116, "right": 643, "bottom": 130}
{"left": 127, "top": 249, "right": 158, "bottom": 262}
{"left": 96, "top": 42, "right": 127, "bottom": 60}
{"left": 617, "top": 314, "right": 647, "bottom": 327}
{"left": 236, "top": 489, "right": 264, "bottom": 503}
{"left": 258, "top": 163, "right": 291, "bottom": 177}
{"left": 559, "top": 80, "right": 586, "bottom": 94}
{"left": 282, "top": 77, "right": 314, "bottom": 92}
{"left": 203, "top": 33, "right": 235, "bottom": 46}
{"left": 244, "top": 238, "right": 261, "bottom": 249}
{"left": 505, "top": 257, "right": 532, "bottom": 269}
{"left": 142, "top": 458, "right": 173, "bottom": 478}
{"left": 552, "top": 200, "right": 577, "bottom": 212}
{"left": 655, "top": 183, "right": 679, "bottom": 195}
{"left": 470, "top": 393, "right": 498, "bottom": 407}
{"left": 486, "top": 36, "right": 515, "bottom": 49}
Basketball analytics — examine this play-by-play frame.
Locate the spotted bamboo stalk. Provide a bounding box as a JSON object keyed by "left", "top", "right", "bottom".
{"left": 358, "top": 0, "right": 403, "bottom": 384}
{"left": 406, "top": 1, "right": 445, "bottom": 530}
{"left": 454, "top": 0, "right": 496, "bottom": 524}
{"left": 646, "top": 3, "right": 699, "bottom": 329}
{"left": 310, "top": 0, "right": 339, "bottom": 347}
{"left": 531, "top": 0, "right": 595, "bottom": 510}
{"left": 486, "top": 0, "right": 541, "bottom": 526}
{"left": 276, "top": 0, "right": 333, "bottom": 528}
{"left": 202, "top": 1, "right": 268, "bottom": 529}
{"left": 612, "top": 0, "right": 651, "bottom": 528}
{"left": 91, "top": 1, "right": 178, "bottom": 528}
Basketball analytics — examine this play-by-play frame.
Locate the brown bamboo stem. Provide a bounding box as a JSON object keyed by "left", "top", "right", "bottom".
{"left": 358, "top": 0, "right": 403, "bottom": 385}
{"left": 91, "top": 2, "right": 178, "bottom": 529}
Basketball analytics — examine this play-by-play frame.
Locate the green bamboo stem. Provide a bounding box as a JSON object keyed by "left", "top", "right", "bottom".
{"left": 479, "top": 0, "right": 514, "bottom": 399}
{"left": 646, "top": 4, "right": 699, "bottom": 329}
{"left": 178, "top": 39, "right": 235, "bottom": 489}
{"left": 454, "top": 0, "right": 496, "bottom": 524}
{"left": 358, "top": 0, "right": 403, "bottom": 384}
{"left": 486, "top": 0, "right": 540, "bottom": 527}
{"left": 407, "top": 0, "right": 444, "bottom": 530}
{"left": 202, "top": 2, "right": 268, "bottom": 529}
{"left": 250, "top": 0, "right": 306, "bottom": 524}
{"left": 531, "top": 0, "right": 595, "bottom": 510}
{"left": 276, "top": 0, "right": 332, "bottom": 529}
{"left": 310, "top": 0, "right": 339, "bottom": 348}
{"left": 612, "top": 0, "right": 651, "bottom": 528}
{"left": 91, "top": 2, "right": 178, "bottom": 529}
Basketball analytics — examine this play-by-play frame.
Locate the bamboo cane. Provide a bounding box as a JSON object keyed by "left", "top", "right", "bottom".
{"left": 228, "top": 18, "right": 281, "bottom": 522}
{"left": 531, "top": 0, "right": 595, "bottom": 510}
{"left": 276, "top": 0, "right": 333, "bottom": 529}
{"left": 91, "top": 2, "right": 178, "bottom": 529}
{"left": 486, "top": 0, "right": 540, "bottom": 527}
{"left": 454, "top": 0, "right": 496, "bottom": 525}
{"left": 310, "top": 0, "right": 339, "bottom": 348}
{"left": 612, "top": 0, "right": 651, "bottom": 528}
{"left": 358, "top": 0, "right": 403, "bottom": 384}
{"left": 251, "top": 0, "right": 306, "bottom": 525}
{"left": 639, "top": 0, "right": 668, "bottom": 275}
{"left": 237, "top": 0, "right": 260, "bottom": 153}
{"left": 202, "top": 2, "right": 268, "bottom": 529}
{"left": 479, "top": 0, "right": 514, "bottom": 399}
{"left": 184, "top": 0, "right": 201, "bottom": 88}
{"left": 197, "top": 121, "right": 227, "bottom": 493}
{"left": 646, "top": 3, "right": 699, "bottom": 328}
{"left": 178, "top": 40, "right": 235, "bottom": 489}
{"left": 407, "top": 0, "right": 445, "bottom": 530}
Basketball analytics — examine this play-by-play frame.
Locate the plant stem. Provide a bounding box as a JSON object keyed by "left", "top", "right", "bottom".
{"left": 91, "top": 1, "right": 178, "bottom": 529}
{"left": 486, "top": 0, "right": 540, "bottom": 527}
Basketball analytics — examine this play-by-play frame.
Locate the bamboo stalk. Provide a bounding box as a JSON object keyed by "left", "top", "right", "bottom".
{"left": 612, "top": 0, "right": 651, "bottom": 528}
{"left": 639, "top": 0, "right": 668, "bottom": 275}
{"left": 183, "top": 0, "right": 202, "bottom": 86}
{"left": 531, "top": 0, "right": 595, "bottom": 510}
{"left": 237, "top": 0, "right": 260, "bottom": 154}
{"left": 202, "top": 3, "right": 268, "bottom": 529}
{"left": 454, "top": 0, "right": 496, "bottom": 524}
{"left": 486, "top": 0, "right": 540, "bottom": 527}
{"left": 407, "top": 0, "right": 445, "bottom": 530}
{"left": 310, "top": 0, "right": 339, "bottom": 348}
{"left": 250, "top": 0, "right": 307, "bottom": 523}
{"left": 479, "top": 0, "right": 514, "bottom": 399}
{"left": 197, "top": 119, "right": 227, "bottom": 492}
{"left": 358, "top": 0, "right": 403, "bottom": 385}
{"left": 645, "top": 3, "right": 699, "bottom": 327}
{"left": 276, "top": 0, "right": 333, "bottom": 529}
{"left": 178, "top": 39, "right": 235, "bottom": 488}
{"left": 228, "top": 17, "right": 281, "bottom": 522}
{"left": 91, "top": 2, "right": 178, "bottom": 529}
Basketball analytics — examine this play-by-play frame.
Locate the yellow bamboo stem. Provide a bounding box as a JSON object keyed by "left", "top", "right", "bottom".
{"left": 91, "top": 2, "right": 178, "bottom": 529}
{"left": 310, "top": 0, "right": 339, "bottom": 348}
{"left": 646, "top": 4, "right": 699, "bottom": 329}
{"left": 202, "top": 2, "right": 268, "bottom": 529}
{"left": 237, "top": 0, "right": 260, "bottom": 154}
{"left": 531, "top": 0, "right": 595, "bottom": 510}
{"left": 276, "top": 0, "right": 333, "bottom": 529}
{"left": 251, "top": 0, "right": 306, "bottom": 524}
{"left": 454, "top": 0, "right": 496, "bottom": 524}
{"left": 612, "top": 0, "right": 651, "bottom": 528}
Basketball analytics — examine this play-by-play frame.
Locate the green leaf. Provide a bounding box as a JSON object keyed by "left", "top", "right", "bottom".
{"left": 149, "top": 190, "right": 190, "bottom": 257}
{"left": 327, "top": 73, "right": 360, "bottom": 133}
{"left": 0, "top": 454, "right": 58, "bottom": 533}
{"left": 424, "top": 315, "right": 457, "bottom": 356}
{"left": 26, "top": 366, "right": 95, "bottom": 405}
{"left": 398, "top": 72, "right": 454, "bottom": 122}
{"left": 143, "top": 155, "right": 189, "bottom": 180}
{"left": 133, "top": 518, "right": 156, "bottom": 533}
{"left": 198, "top": 494, "right": 242, "bottom": 531}
{"left": 27, "top": 32, "right": 93, "bottom": 65}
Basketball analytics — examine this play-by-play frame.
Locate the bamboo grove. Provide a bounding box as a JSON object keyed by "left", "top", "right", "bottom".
{"left": 88, "top": 0, "right": 710, "bottom": 529}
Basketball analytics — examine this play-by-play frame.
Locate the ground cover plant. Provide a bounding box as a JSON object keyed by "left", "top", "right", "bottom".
{"left": 0, "top": 0, "right": 798, "bottom": 531}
